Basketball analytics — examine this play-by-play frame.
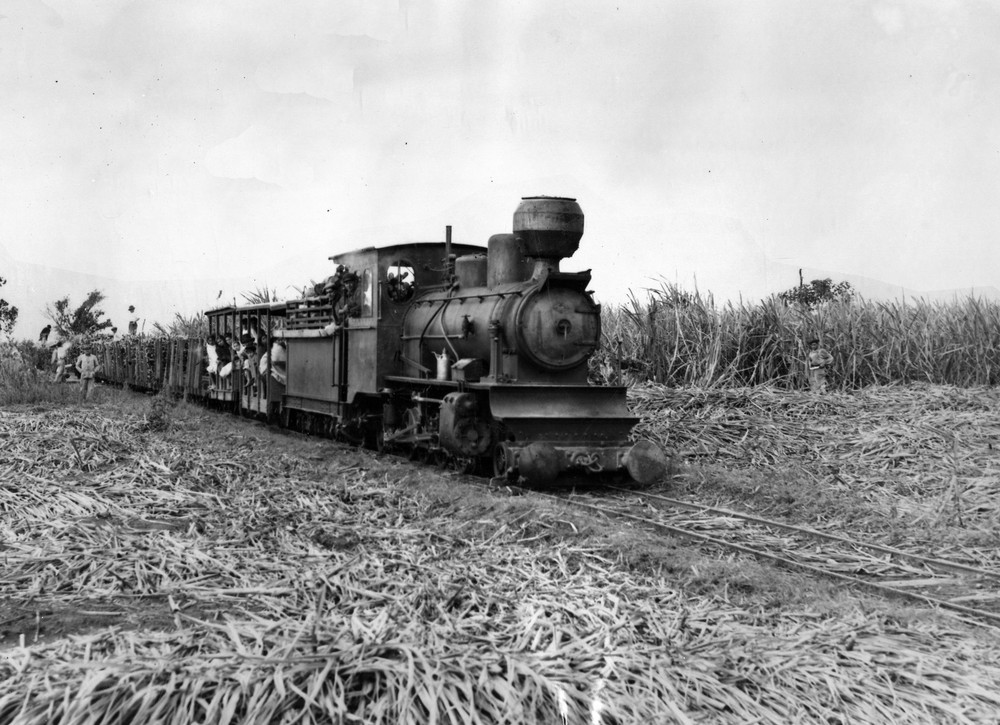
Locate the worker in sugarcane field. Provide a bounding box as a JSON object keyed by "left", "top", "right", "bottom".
{"left": 51, "top": 339, "right": 73, "bottom": 383}
{"left": 806, "top": 338, "right": 834, "bottom": 393}
{"left": 75, "top": 343, "right": 101, "bottom": 401}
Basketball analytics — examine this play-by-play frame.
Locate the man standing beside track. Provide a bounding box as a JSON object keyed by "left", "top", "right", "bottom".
{"left": 76, "top": 344, "right": 100, "bottom": 401}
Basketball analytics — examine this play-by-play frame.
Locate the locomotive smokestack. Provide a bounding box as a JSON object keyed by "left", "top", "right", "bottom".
{"left": 445, "top": 225, "right": 453, "bottom": 277}
{"left": 512, "top": 196, "right": 584, "bottom": 261}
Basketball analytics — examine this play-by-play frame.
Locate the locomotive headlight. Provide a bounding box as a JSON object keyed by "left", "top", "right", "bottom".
{"left": 514, "top": 285, "right": 600, "bottom": 370}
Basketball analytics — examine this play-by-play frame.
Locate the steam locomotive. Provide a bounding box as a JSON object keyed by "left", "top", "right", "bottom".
{"left": 98, "top": 197, "right": 667, "bottom": 485}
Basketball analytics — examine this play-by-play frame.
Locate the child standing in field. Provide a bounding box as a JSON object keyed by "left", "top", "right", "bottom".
{"left": 76, "top": 345, "right": 100, "bottom": 401}
{"left": 807, "top": 338, "right": 834, "bottom": 392}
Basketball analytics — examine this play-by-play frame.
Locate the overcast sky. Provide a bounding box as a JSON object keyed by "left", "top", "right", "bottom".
{"left": 2, "top": 0, "right": 999, "bottom": 333}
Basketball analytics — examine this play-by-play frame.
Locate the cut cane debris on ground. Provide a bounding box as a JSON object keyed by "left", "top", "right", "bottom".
{"left": 632, "top": 383, "right": 1000, "bottom": 566}
{"left": 2, "top": 386, "right": 1000, "bottom": 723}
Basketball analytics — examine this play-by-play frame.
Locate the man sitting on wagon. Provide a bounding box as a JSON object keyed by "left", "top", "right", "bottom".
{"left": 269, "top": 340, "right": 287, "bottom": 386}
{"left": 215, "top": 335, "right": 234, "bottom": 388}
{"left": 239, "top": 331, "right": 257, "bottom": 395}
{"left": 205, "top": 335, "right": 220, "bottom": 389}
{"left": 127, "top": 306, "right": 139, "bottom": 336}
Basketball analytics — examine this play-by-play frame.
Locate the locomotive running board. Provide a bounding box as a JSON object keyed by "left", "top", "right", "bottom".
{"left": 488, "top": 385, "right": 637, "bottom": 444}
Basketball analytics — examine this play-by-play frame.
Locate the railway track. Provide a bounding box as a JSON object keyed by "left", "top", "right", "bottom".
{"left": 104, "top": 389, "right": 1000, "bottom": 628}
{"left": 263, "top": 425, "right": 1000, "bottom": 630}
{"left": 537, "top": 485, "right": 1000, "bottom": 628}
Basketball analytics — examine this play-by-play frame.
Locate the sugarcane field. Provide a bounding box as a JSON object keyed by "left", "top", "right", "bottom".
{"left": 3, "top": 344, "right": 1000, "bottom": 722}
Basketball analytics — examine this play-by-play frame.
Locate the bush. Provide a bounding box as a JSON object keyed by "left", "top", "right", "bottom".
{"left": 13, "top": 340, "right": 55, "bottom": 372}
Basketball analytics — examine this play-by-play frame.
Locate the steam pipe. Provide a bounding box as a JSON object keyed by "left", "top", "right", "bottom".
{"left": 437, "top": 298, "right": 460, "bottom": 362}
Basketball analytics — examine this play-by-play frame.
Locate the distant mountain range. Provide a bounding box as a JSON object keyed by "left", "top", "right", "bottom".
{"left": 774, "top": 262, "right": 1000, "bottom": 304}
{"left": 1, "top": 245, "right": 247, "bottom": 343}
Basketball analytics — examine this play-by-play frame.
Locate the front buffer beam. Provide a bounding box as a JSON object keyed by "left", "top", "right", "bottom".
{"left": 488, "top": 385, "right": 667, "bottom": 485}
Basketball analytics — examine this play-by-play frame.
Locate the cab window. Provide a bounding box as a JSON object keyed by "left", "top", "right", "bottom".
{"left": 354, "top": 268, "right": 374, "bottom": 317}
{"left": 386, "top": 261, "right": 415, "bottom": 303}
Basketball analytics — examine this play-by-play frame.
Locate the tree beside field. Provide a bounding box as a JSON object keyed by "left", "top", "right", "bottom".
{"left": 0, "top": 277, "right": 18, "bottom": 338}
{"left": 45, "top": 290, "right": 114, "bottom": 339}
{"left": 778, "top": 277, "right": 855, "bottom": 308}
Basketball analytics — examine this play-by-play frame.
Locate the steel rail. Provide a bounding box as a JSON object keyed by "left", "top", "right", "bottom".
{"left": 607, "top": 486, "right": 1000, "bottom": 581}
{"left": 541, "top": 492, "right": 1000, "bottom": 629}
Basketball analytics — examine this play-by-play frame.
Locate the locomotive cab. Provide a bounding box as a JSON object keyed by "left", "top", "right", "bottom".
{"left": 278, "top": 241, "right": 484, "bottom": 441}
